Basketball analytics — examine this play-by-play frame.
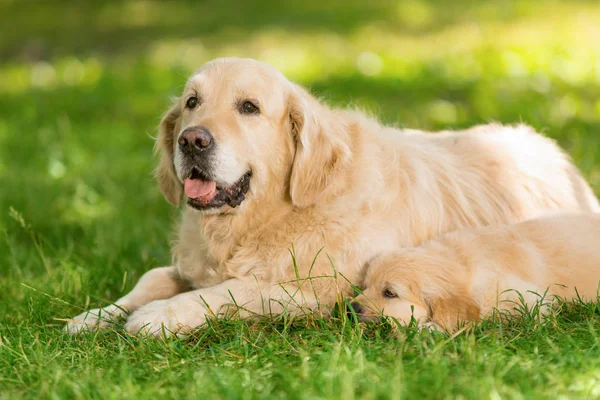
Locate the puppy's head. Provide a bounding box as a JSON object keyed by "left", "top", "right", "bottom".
{"left": 155, "top": 57, "right": 351, "bottom": 213}
{"left": 352, "top": 252, "right": 430, "bottom": 326}
{"left": 352, "top": 250, "right": 480, "bottom": 331}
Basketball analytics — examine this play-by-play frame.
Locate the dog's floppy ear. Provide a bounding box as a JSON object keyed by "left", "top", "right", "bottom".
{"left": 287, "top": 85, "right": 352, "bottom": 208}
{"left": 426, "top": 293, "right": 481, "bottom": 332}
{"left": 154, "top": 101, "right": 183, "bottom": 206}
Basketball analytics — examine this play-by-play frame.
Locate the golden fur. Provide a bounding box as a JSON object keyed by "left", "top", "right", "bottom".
{"left": 355, "top": 213, "right": 600, "bottom": 332}
{"left": 66, "top": 58, "right": 599, "bottom": 337}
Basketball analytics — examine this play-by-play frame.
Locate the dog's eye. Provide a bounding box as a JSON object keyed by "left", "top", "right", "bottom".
{"left": 186, "top": 96, "right": 198, "bottom": 110}
{"left": 383, "top": 289, "right": 398, "bottom": 299}
{"left": 240, "top": 100, "right": 260, "bottom": 115}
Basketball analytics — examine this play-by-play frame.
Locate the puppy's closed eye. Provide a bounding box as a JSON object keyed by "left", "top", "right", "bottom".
{"left": 383, "top": 289, "right": 398, "bottom": 299}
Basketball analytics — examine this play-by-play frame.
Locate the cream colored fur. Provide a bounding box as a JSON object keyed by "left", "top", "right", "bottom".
{"left": 65, "top": 58, "right": 599, "bottom": 337}
{"left": 356, "top": 213, "right": 600, "bottom": 332}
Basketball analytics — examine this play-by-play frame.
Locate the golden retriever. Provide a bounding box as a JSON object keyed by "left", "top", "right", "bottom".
{"left": 353, "top": 213, "right": 600, "bottom": 332}
{"left": 65, "top": 57, "right": 599, "bottom": 337}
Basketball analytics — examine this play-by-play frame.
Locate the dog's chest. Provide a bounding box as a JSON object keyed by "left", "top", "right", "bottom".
{"left": 174, "top": 216, "right": 238, "bottom": 288}
{"left": 177, "top": 250, "right": 225, "bottom": 289}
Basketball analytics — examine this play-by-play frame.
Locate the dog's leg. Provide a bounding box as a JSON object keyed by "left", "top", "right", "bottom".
{"left": 124, "top": 278, "right": 327, "bottom": 337}
{"left": 64, "top": 266, "right": 189, "bottom": 334}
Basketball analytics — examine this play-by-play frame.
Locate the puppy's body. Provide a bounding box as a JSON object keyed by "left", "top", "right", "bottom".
{"left": 65, "top": 58, "right": 599, "bottom": 336}
{"left": 356, "top": 213, "right": 600, "bottom": 331}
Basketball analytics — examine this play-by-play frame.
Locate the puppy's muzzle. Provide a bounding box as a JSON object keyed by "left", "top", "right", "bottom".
{"left": 178, "top": 126, "right": 214, "bottom": 156}
{"left": 347, "top": 301, "right": 364, "bottom": 317}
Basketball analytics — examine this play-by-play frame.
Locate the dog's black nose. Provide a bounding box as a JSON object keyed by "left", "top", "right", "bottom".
{"left": 178, "top": 126, "right": 213, "bottom": 154}
{"left": 347, "top": 301, "right": 363, "bottom": 317}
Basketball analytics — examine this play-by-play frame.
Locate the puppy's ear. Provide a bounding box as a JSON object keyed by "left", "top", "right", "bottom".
{"left": 427, "top": 293, "right": 480, "bottom": 332}
{"left": 154, "top": 101, "right": 183, "bottom": 206}
{"left": 287, "top": 85, "right": 352, "bottom": 208}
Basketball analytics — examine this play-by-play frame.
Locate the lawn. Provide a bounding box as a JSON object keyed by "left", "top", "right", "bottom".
{"left": 2, "top": 0, "right": 600, "bottom": 398}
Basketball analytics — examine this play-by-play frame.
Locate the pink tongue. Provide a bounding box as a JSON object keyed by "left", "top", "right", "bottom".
{"left": 184, "top": 178, "right": 217, "bottom": 200}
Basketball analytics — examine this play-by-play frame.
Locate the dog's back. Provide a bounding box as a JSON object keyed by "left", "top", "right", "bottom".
{"left": 432, "top": 124, "right": 600, "bottom": 217}
{"left": 364, "top": 123, "right": 600, "bottom": 249}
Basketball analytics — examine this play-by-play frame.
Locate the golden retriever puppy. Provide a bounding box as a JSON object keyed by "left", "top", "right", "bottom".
{"left": 353, "top": 213, "right": 600, "bottom": 332}
{"left": 65, "top": 57, "right": 599, "bottom": 337}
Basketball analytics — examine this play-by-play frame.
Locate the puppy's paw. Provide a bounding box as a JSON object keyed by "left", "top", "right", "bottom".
{"left": 418, "top": 321, "right": 442, "bottom": 332}
{"left": 124, "top": 297, "right": 207, "bottom": 338}
{"left": 64, "top": 305, "right": 126, "bottom": 334}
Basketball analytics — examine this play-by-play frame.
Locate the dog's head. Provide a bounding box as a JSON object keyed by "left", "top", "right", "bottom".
{"left": 155, "top": 57, "right": 351, "bottom": 214}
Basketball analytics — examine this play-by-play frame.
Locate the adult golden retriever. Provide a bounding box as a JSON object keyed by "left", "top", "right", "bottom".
{"left": 65, "top": 57, "right": 599, "bottom": 337}
{"left": 352, "top": 213, "right": 600, "bottom": 332}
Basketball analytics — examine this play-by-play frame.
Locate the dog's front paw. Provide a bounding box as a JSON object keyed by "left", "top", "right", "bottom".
{"left": 64, "top": 305, "right": 126, "bottom": 334}
{"left": 124, "top": 296, "right": 207, "bottom": 338}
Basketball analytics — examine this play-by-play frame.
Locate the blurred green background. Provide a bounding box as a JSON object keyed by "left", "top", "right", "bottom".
{"left": 2, "top": 1, "right": 600, "bottom": 398}
{"left": 1, "top": 0, "right": 600, "bottom": 300}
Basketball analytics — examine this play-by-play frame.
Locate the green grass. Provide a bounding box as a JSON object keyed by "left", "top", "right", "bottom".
{"left": 2, "top": 0, "right": 600, "bottom": 398}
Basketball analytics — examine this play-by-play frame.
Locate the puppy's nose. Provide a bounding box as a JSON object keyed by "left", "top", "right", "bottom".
{"left": 178, "top": 126, "right": 213, "bottom": 154}
{"left": 347, "top": 301, "right": 363, "bottom": 317}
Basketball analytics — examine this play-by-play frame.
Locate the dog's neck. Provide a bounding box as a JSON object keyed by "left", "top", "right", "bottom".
{"left": 196, "top": 183, "right": 293, "bottom": 265}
